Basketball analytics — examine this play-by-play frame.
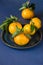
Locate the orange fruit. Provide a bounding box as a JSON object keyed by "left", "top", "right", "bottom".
{"left": 30, "top": 17, "right": 42, "bottom": 29}
{"left": 8, "top": 22, "right": 22, "bottom": 34}
{"left": 14, "top": 33, "right": 30, "bottom": 46}
{"left": 23, "top": 24, "right": 36, "bottom": 35}
{"left": 21, "top": 8, "right": 34, "bottom": 19}
{"left": 23, "top": 24, "right": 31, "bottom": 34}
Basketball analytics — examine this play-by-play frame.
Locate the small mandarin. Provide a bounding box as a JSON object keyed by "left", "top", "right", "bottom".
{"left": 8, "top": 22, "right": 22, "bottom": 34}
{"left": 30, "top": 17, "right": 41, "bottom": 29}
{"left": 22, "top": 8, "right": 34, "bottom": 19}
{"left": 23, "top": 24, "right": 36, "bottom": 35}
{"left": 14, "top": 33, "right": 30, "bottom": 46}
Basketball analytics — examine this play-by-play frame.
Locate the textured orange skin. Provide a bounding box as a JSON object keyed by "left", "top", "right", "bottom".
{"left": 30, "top": 17, "right": 41, "bottom": 29}
{"left": 23, "top": 24, "right": 36, "bottom": 35}
{"left": 22, "top": 8, "right": 34, "bottom": 19}
{"left": 14, "top": 33, "right": 30, "bottom": 46}
{"left": 9, "top": 22, "right": 22, "bottom": 34}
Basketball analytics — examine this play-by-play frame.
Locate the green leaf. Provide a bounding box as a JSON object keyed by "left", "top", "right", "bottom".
{"left": 10, "top": 15, "right": 18, "bottom": 21}
{"left": 12, "top": 26, "right": 22, "bottom": 38}
{"left": 0, "top": 15, "right": 18, "bottom": 31}
{"left": 19, "top": 6, "right": 26, "bottom": 11}
{"left": 12, "top": 31, "right": 18, "bottom": 38}
{"left": 25, "top": 1, "right": 30, "bottom": 7}
{"left": 30, "top": 24, "right": 35, "bottom": 32}
{"left": 21, "top": 28, "right": 24, "bottom": 32}
{"left": 12, "top": 30, "right": 21, "bottom": 38}
{"left": 22, "top": 1, "right": 30, "bottom": 7}
{"left": 19, "top": 1, "right": 30, "bottom": 11}
{"left": 29, "top": 3, "right": 35, "bottom": 10}
{"left": 25, "top": 34, "right": 31, "bottom": 39}
{"left": 0, "top": 22, "right": 8, "bottom": 30}
{"left": 19, "top": 1, "right": 35, "bottom": 11}
{"left": 0, "top": 26, "right": 4, "bottom": 30}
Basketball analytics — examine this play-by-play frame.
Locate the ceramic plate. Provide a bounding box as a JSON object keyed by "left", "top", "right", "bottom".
{"left": 1, "top": 29, "right": 42, "bottom": 49}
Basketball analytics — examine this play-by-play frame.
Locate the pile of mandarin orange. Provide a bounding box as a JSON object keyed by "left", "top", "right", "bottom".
{"left": 8, "top": 1, "right": 42, "bottom": 46}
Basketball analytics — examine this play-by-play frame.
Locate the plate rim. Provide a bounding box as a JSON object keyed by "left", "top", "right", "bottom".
{"left": 1, "top": 29, "right": 42, "bottom": 49}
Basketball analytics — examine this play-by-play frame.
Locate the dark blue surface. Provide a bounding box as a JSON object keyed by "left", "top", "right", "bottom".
{"left": 0, "top": 0, "right": 43, "bottom": 65}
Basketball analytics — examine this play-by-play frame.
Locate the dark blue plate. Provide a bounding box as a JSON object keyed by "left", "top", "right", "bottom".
{"left": 1, "top": 30, "right": 42, "bottom": 49}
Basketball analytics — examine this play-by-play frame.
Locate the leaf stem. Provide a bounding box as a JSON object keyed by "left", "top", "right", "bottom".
{"left": 0, "top": 22, "right": 8, "bottom": 29}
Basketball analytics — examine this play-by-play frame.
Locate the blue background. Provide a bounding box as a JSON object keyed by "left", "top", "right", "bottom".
{"left": 0, "top": 0, "right": 43, "bottom": 65}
